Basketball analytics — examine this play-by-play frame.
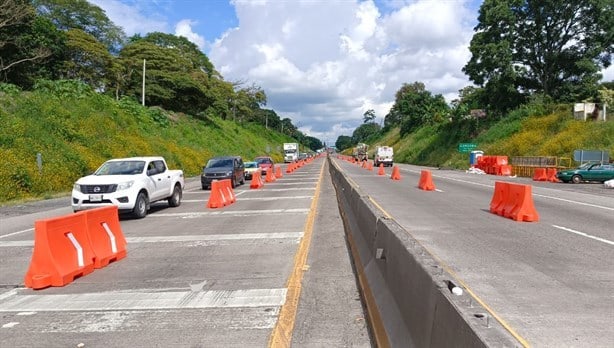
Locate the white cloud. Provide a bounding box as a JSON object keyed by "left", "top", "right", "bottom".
{"left": 175, "top": 20, "right": 206, "bottom": 50}
{"left": 89, "top": 0, "right": 168, "bottom": 36}
{"left": 210, "top": 0, "right": 476, "bottom": 142}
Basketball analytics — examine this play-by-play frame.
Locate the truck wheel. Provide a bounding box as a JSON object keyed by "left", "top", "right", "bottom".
{"left": 132, "top": 192, "right": 148, "bottom": 219}
{"left": 168, "top": 184, "right": 182, "bottom": 207}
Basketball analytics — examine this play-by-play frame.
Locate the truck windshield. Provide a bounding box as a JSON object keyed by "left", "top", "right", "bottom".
{"left": 95, "top": 161, "right": 145, "bottom": 175}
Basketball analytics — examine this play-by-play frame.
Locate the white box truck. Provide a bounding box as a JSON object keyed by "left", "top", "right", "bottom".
{"left": 374, "top": 146, "right": 394, "bottom": 167}
{"left": 284, "top": 143, "right": 299, "bottom": 163}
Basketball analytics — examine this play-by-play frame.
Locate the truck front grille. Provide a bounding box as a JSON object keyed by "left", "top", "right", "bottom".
{"left": 81, "top": 184, "right": 117, "bottom": 193}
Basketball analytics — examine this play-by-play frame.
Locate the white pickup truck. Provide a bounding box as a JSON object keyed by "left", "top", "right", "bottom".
{"left": 71, "top": 156, "right": 184, "bottom": 218}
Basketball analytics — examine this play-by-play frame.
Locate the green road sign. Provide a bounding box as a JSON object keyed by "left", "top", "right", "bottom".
{"left": 458, "top": 143, "right": 477, "bottom": 153}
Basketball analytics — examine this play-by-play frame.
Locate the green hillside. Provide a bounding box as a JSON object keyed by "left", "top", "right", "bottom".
{"left": 0, "top": 87, "right": 297, "bottom": 203}
{"left": 367, "top": 104, "right": 614, "bottom": 169}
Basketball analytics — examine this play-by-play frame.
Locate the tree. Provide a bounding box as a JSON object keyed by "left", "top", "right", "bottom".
{"left": 0, "top": 0, "right": 61, "bottom": 85}
{"left": 34, "top": 0, "right": 126, "bottom": 53}
{"left": 352, "top": 123, "right": 381, "bottom": 143}
{"left": 59, "top": 29, "right": 113, "bottom": 90}
{"left": 464, "top": 0, "right": 614, "bottom": 112}
{"left": 304, "top": 136, "right": 323, "bottom": 151}
{"left": 384, "top": 82, "right": 449, "bottom": 135}
{"left": 280, "top": 117, "right": 296, "bottom": 136}
{"left": 335, "top": 135, "right": 353, "bottom": 151}
{"left": 140, "top": 32, "right": 216, "bottom": 77}
{"left": 363, "top": 109, "right": 376, "bottom": 123}
{"left": 118, "top": 40, "right": 209, "bottom": 115}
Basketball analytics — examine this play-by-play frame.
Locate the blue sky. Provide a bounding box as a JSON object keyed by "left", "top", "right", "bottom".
{"left": 89, "top": 0, "right": 612, "bottom": 145}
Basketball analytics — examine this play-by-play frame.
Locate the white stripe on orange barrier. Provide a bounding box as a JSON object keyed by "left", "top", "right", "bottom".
{"left": 65, "top": 232, "right": 84, "bottom": 268}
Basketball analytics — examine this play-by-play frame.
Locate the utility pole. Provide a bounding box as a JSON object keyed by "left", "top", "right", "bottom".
{"left": 142, "top": 59, "right": 146, "bottom": 106}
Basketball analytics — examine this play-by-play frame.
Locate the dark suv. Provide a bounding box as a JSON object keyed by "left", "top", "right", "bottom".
{"left": 201, "top": 156, "right": 245, "bottom": 189}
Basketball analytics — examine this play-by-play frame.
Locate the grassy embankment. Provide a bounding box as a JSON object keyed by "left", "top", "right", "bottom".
{"left": 368, "top": 104, "right": 614, "bottom": 169}
{"left": 0, "top": 89, "right": 296, "bottom": 204}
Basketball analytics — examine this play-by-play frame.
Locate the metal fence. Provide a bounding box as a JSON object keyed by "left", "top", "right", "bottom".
{"left": 510, "top": 157, "right": 573, "bottom": 177}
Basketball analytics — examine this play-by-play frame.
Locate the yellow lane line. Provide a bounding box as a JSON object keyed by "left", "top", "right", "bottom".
{"left": 268, "top": 160, "right": 325, "bottom": 347}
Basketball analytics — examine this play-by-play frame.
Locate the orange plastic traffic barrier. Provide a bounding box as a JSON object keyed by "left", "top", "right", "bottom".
{"left": 532, "top": 168, "right": 547, "bottom": 181}
{"left": 207, "top": 180, "right": 229, "bottom": 208}
{"left": 418, "top": 170, "right": 436, "bottom": 190}
{"left": 25, "top": 212, "right": 96, "bottom": 289}
{"left": 489, "top": 181, "right": 539, "bottom": 222}
{"left": 489, "top": 181, "right": 508, "bottom": 215}
{"left": 84, "top": 206, "right": 127, "bottom": 269}
{"left": 497, "top": 164, "right": 512, "bottom": 176}
{"left": 265, "top": 168, "right": 276, "bottom": 182}
{"left": 222, "top": 179, "right": 236, "bottom": 203}
{"left": 546, "top": 168, "right": 560, "bottom": 182}
{"left": 390, "top": 165, "right": 401, "bottom": 180}
{"left": 505, "top": 183, "right": 539, "bottom": 222}
{"left": 377, "top": 163, "right": 385, "bottom": 176}
{"left": 251, "top": 170, "right": 264, "bottom": 189}
{"left": 275, "top": 166, "right": 283, "bottom": 178}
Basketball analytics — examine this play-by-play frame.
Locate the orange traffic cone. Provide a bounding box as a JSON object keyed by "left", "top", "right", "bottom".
{"left": 367, "top": 161, "right": 373, "bottom": 171}
{"left": 390, "top": 166, "right": 401, "bottom": 180}
{"left": 377, "top": 163, "right": 385, "bottom": 176}
{"left": 275, "top": 166, "right": 283, "bottom": 178}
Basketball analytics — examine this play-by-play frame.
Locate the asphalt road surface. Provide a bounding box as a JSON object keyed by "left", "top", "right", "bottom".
{"left": 0, "top": 157, "right": 371, "bottom": 348}
{"left": 331, "top": 157, "right": 613, "bottom": 348}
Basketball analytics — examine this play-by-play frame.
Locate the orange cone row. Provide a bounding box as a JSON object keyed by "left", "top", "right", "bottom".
{"left": 24, "top": 205, "right": 127, "bottom": 289}
{"left": 340, "top": 157, "right": 539, "bottom": 223}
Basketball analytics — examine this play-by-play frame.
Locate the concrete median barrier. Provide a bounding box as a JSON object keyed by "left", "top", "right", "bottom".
{"left": 329, "top": 158, "right": 520, "bottom": 347}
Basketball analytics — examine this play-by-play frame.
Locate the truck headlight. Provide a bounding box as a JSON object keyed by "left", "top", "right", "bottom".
{"left": 73, "top": 184, "right": 81, "bottom": 192}
{"left": 117, "top": 181, "right": 134, "bottom": 191}
{"left": 225, "top": 171, "right": 233, "bottom": 176}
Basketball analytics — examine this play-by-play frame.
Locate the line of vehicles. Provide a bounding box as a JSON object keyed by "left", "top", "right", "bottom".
{"left": 71, "top": 146, "right": 312, "bottom": 219}
{"left": 353, "top": 143, "right": 395, "bottom": 167}
{"left": 69, "top": 144, "right": 613, "bottom": 220}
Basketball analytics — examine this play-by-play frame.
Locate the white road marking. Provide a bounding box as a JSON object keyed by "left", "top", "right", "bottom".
{"left": 150, "top": 208, "right": 309, "bottom": 218}
{"left": 535, "top": 194, "right": 614, "bottom": 211}
{"left": 2, "top": 322, "right": 19, "bottom": 328}
{"left": 552, "top": 225, "right": 614, "bottom": 246}
{"left": 128, "top": 232, "right": 304, "bottom": 243}
{"left": 0, "top": 232, "right": 304, "bottom": 247}
{"left": 183, "top": 196, "right": 313, "bottom": 203}
{"left": 0, "top": 289, "right": 18, "bottom": 301}
{"left": 0, "top": 228, "right": 34, "bottom": 239}
{"left": 0, "top": 288, "right": 288, "bottom": 312}
{"left": 255, "top": 188, "right": 316, "bottom": 192}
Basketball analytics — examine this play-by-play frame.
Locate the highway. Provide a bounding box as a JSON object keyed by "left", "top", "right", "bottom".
{"left": 1, "top": 154, "right": 612, "bottom": 347}
{"left": 0, "top": 157, "right": 370, "bottom": 347}
{"left": 331, "top": 157, "right": 613, "bottom": 347}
